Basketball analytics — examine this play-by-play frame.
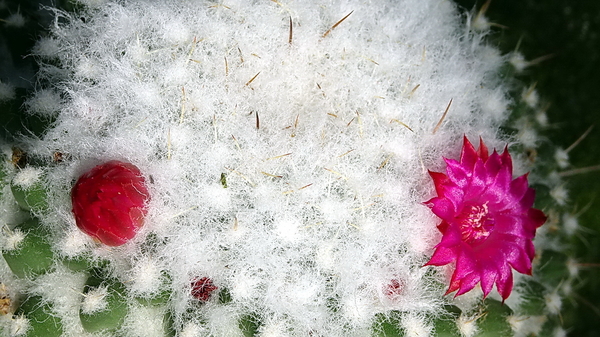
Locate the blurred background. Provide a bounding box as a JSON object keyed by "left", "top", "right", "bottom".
{"left": 455, "top": 1, "right": 600, "bottom": 335}
{"left": 2, "top": 0, "right": 599, "bottom": 335}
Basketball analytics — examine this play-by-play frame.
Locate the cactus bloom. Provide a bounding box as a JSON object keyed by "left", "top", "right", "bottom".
{"left": 71, "top": 161, "right": 150, "bottom": 246}
{"left": 425, "top": 137, "right": 546, "bottom": 300}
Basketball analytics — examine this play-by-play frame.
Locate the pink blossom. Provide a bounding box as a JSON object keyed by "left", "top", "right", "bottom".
{"left": 71, "top": 160, "right": 150, "bottom": 246}
{"left": 425, "top": 136, "right": 546, "bottom": 300}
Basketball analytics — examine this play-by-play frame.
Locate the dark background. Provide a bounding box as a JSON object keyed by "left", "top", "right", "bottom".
{"left": 2, "top": 0, "right": 600, "bottom": 335}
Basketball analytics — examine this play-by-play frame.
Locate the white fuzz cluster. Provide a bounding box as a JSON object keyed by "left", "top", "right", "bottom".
{"left": 0, "top": 80, "right": 16, "bottom": 102}
{"left": 26, "top": 0, "right": 515, "bottom": 335}
{"left": 508, "top": 315, "right": 547, "bottom": 337}
{"left": 81, "top": 285, "right": 109, "bottom": 315}
{"left": 11, "top": 167, "right": 42, "bottom": 189}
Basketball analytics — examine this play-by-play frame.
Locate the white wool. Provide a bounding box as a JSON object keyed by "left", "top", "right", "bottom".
{"left": 0, "top": 81, "right": 16, "bottom": 102}
{"left": 124, "top": 304, "right": 169, "bottom": 337}
{"left": 550, "top": 185, "right": 569, "bottom": 206}
{"left": 509, "top": 52, "right": 529, "bottom": 73}
{"left": 554, "top": 148, "right": 570, "bottom": 168}
{"left": 401, "top": 313, "right": 432, "bottom": 337}
{"left": 7, "top": 314, "right": 29, "bottom": 336}
{"left": 3, "top": 12, "right": 25, "bottom": 28}
{"left": 562, "top": 213, "right": 580, "bottom": 236}
{"left": 1, "top": 227, "right": 24, "bottom": 251}
{"left": 12, "top": 167, "right": 42, "bottom": 189}
{"left": 80, "top": 285, "right": 109, "bottom": 315}
{"left": 456, "top": 314, "right": 479, "bottom": 337}
{"left": 25, "top": 89, "right": 62, "bottom": 117}
{"left": 127, "top": 257, "right": 164, "bottom": 296}
{"left": 508, "top": 315, "right": 547, "bottom": 337}
{"left": 23, "top": 0, "right": 522, "bottom": 335}
{"left": 522, "top": 86, "right": 540, "bottom": 108}
{"left": 29, "top": 267, "right": 88, "bottom": 336}
{"left": 544, "top": 291, "right": 562, "bottom": 315}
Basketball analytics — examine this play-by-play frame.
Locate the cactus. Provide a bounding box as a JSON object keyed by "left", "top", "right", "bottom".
{"left": 0, "top": 0, "right": 596, "bottom": 336}
{"left": 10, "top": 169, "right": 48, "bottom": 214}
{"left": 79, "top": 271, "right": 129, "bottom": 333}
{"left": 14, "top": 296, "right": 63, "bottom": 337}
{"left": 2, "top": 218, "right": 54, "bottom": 279}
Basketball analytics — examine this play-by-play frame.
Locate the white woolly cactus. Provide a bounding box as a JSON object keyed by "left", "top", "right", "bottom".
{"left": 0, "top": 0, "right": 578, "bottom": 336}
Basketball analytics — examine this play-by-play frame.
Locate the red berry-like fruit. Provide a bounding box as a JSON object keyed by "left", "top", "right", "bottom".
{"left": 71, "top": 160, "right": 150, "bottom": 246}
{"left": 191, "top": 277, "right": 218, "bottom": 301}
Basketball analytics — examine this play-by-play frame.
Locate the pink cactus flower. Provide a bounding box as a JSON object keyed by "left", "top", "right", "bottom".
{"left": 424, "top": 136, "right": 546, "bottom": 300}
{"left": 71, "top": 160, "right": 150, "bottom": 246}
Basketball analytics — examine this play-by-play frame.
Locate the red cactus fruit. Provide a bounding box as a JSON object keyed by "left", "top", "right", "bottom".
{"left": 71, "top": 160, "right": 150, "bottom": 246}
{"left": 191, "top": 277, "right": 218, "bottom": 301}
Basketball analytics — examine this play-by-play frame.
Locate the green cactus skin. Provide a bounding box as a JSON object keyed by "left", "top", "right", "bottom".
{"left": 61, "top": 256, "right": 94, "bottom": 273}
{"left": 15, "top": 295, "right": 63, "bottom": 337}
{"left": 432, "top": 306, "right": 462, "bottom": 337}
{"left": 10, "top": 176, "right": 48, "bottom": 213}
{"left": 0, "top": 161, "right": 8, "bottom": 193}
{"left": 372, "top": 313, "right": 403, "bottom": 337}
{"left": 134, "top": 289, "right": 171, "bottom": 307}
{"left": 240, "top": 314, "right": 261, "bottom": 337}
{"left": 517, "top": 279, "right": 547, "bottom": 316}
{"left": 537, "top": 250, "right": 570, "bottom": 288}
{"left": 475, "top": 299, "right": 513, "bottom": 337}
{"left": 2, "top": 218, "right": 54, "bottom": 278}
{"left": 79, "top": 272, "right": 129, "bottom": 333}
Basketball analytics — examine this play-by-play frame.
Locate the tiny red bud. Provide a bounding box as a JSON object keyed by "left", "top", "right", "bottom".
{"left": 190, "top": 277, "right": 217, "bottom": 301}
{"left": 384, "top": 279, "right": 405, "bottom": 299}
{"left": 71, "top": 160, "right": 150, "bottom": 246}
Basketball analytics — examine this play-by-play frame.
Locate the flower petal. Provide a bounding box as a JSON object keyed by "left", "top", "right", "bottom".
{"left": 426, "top": 197, "right": 456, "bottom": 222}
{"left": 496, "top": 262, "right": 514, "bottom": 300}
{"left": 479, "top": 260, "right": 498, "bottom": 297}
{"left": 460, "top": 136, "right": 479, "bottom": 170}
{"left": 425, "top": 246, "right": 457, "bottom": 266}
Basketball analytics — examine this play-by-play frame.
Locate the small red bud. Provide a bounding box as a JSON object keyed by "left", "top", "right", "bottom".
{"left": 71, "top": 160, "right": 150, "bottom": 246}
{"left": 190, "top": 277, "right": 217, "bottom": 301}
{"left": 384, "top": 279, "right": 405, "bottom": 299}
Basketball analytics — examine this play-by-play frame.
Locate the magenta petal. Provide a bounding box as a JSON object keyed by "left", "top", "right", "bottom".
{"left": 429, "top": 170, "right": 451, "bottom": 195}
{"left": 494, "top": 214, "right": 528, "bottom": 237}
{"left": 425, "top": 246, "right": 457, "bottom": 266}
{"left": 502, "top": 241, "right": 532, "bottom": 274}
{"left": 483, "top": 151, "right": 503, "bottom": 184}
{"left": 527, "top": 208, "right": 547, "bottom": 229}
{"left": 437, "top": 226, "right": 463, "bottom": 246}
{"left": 454, "top": 247, "right": 477, "bottom": 279}
{"left": 525, "top": 240, "right": 536, "bottom": 262}
{"left": 479, "top": 261, "right": 498, "bottom": 297}
{"left": 496, "top": 262, "right": 514, "bottom": 300}
{"left": 498, "top": 174, "right": 530, "bottom": 211}
{"left": 460, "top": 136, "right": 479, "bottom": 170}
{"left": 455, "top": 272, "right": 480, "bottom": 296}
{"left": 519, "top": 188, "right": 537, "bottom": 210}
{"left": 476, "top": 137, "right": 489, "bottom": 161}
{"left": 428, "top": 197, "right": 456, "bottom": 221}
{"left": 500, "top": 146, "right": 512, "bottom": 168}
{"left": 446, "top": 159, "right": 470, "bottom": 188}
{"left": 492, "top": 164, "right": 512, "bottom": 195}
{"left": 464, "top": 160, "right": 488, "bottom": 199}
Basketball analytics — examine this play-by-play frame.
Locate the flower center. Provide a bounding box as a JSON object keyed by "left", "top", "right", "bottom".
{"left": 457, "top": 203, "right": 494, "bottom": 244}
